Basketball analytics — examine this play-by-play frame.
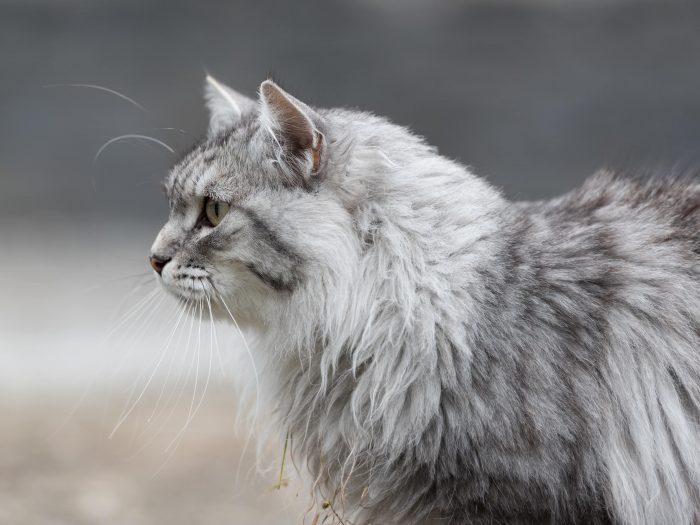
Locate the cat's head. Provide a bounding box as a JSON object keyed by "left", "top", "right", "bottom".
{"left": 149, "top": 77, "right": 363, "bottom": 327}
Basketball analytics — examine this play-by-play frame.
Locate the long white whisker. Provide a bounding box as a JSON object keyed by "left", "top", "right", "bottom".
{"left": 158, "top": 127, "right": 187, "bottom": 134}
{"left": 129, "top": 296, "right": 198, "bottom": 459}
{"left": 102, "top": 288, "right": 161, "bottom": 344}
{"left": 109, "top": 293, "right": 169, "bottom": 385}
{"left": 116, "top": 296, "right": 180, "bottom": 409}
{"left": 145, "top": 297, "right": 194, "bottom": 422}
{"left": 43, "top": 83, "right": 149, "bottom": 113}
{"left": 163, "top": 294, "right": 215, "bottom": 454}
{"left": 113, "top": 299, "right": 179, "bottom": 431}
{"left": 215, "top": 292, "right": 260, "bottom": 480}
{"left": 108, "top": 274, "right": 156, "bottom": 315}
{"left": 74, "top": 272, "right": 152, "bottom": 295}
{"left": 95, "top": 134, "right": 175, "bottom": 161}
{"left": 189, "top": 300, "right": 204, "bottom": 420}
{"left": 162, "top": 299, "right": 204, "bottom": 453}
{"left": 109, "top": 298, "right": 189, "bottom": 438}
{"left": 48, "top": 280, "right": 158, "bottom": 441}
{"left": 206, "top": 292, "right": 226, "bottom": 377}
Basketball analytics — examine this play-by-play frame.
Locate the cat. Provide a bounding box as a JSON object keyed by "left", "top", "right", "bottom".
{"left": 149, "top": 75, "right": 700, "bottom": 524}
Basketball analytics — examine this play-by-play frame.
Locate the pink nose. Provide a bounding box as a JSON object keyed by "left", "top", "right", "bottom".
{"left": 149, "top": 255, "right": 171, "bottom": 275}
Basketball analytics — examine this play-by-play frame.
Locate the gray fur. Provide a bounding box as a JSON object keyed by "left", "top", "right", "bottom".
{"left": 150, "top": 77, "right": 700, "bottom": 524}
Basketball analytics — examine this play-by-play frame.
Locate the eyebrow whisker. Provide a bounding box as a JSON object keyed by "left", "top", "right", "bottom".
{"left": 94, "top": 134, "right": 175, "bottom": 161}
{"left": 43, "top": 83, "right": 149, "bottom": 113}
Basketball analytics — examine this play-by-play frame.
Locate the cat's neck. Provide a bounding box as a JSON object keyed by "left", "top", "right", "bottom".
{"left": 259, "top": 158, "right": 508, "bottom": 413}
{"left": 243, "top": 153, "right": 511, "bottom": 519}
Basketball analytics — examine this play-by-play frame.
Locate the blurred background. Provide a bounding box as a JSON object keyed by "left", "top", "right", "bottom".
{"left": 2, "top": 0, "right": 700, "bottom": 523}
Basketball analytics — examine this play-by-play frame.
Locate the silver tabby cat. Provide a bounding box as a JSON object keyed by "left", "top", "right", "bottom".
{"left": 150, "top": 76, "right": 700, "bottom": 524}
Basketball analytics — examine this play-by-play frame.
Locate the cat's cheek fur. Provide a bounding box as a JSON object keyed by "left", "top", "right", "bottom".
{"left": 207, "top": 261, "right": 273, "bottom": 325}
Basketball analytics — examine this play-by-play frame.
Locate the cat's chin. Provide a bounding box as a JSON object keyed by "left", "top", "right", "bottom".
{"left": 159, "top": 282, "right": 261, "bottom": 329}
{"left": 158, "top": 279, "right": 211, "bottom": 304}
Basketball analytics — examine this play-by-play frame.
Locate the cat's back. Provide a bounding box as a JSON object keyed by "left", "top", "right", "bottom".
{"left": 516, "top": 170, "right": 700, "bottom": 272}
{"left": 543, "top": 169, "right": 699, "bottom": 236}
{"left": 502, "top": 170, "right": 700, "bottom": 524}
{"left": 508, "top": 169, "right": 700, "bottom": 345}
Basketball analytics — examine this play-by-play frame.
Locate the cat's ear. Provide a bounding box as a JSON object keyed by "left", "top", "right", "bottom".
{"left": 259, "top": 80, "right": 324, "bottom": 179}
{"left": 204, "top": 75, "right": 256, "bottom": 136}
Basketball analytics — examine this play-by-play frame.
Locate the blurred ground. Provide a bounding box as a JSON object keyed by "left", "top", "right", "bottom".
{"left": 0, "top": 393, "right": 303, "bottom": 525}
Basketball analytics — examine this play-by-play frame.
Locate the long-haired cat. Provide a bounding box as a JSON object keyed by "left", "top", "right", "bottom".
{"left": 149, "top": 76, "right": 700, "bottom": 524}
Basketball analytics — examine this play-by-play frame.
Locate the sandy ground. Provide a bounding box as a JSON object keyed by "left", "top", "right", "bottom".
{"left": 0, "top": 392, "right": 306, "bottom": 525}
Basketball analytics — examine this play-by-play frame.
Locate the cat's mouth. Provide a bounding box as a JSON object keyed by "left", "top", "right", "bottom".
{"left": 159, "top": 263, "right": 215, "bottom": 302}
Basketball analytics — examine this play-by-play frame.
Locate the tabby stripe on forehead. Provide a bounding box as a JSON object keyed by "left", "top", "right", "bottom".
{"left": 191, "top": 169, "right": 207, "bottom": 193}
{"left": 171, "top": 163, "right": 193, "bottom": 194}
{"left": 172, "top": 164, "right": 191, "bottom": 195}
{"left": 172, "top": 145, "right": 208, "bottom": 194}
{"left": 172, "top": 171, "right": 185, "bottom": 196}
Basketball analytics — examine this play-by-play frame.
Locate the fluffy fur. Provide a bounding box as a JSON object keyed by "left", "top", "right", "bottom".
{"left": 150, "top": 77, "right": 700, "bottom": 524}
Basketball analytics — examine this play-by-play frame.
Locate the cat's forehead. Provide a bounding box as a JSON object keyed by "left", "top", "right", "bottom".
{"left": 165, "top": 134, "right": 265, "bottom": 209}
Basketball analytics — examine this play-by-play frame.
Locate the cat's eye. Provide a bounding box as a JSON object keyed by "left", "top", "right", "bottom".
{"left": 204, "top": 198, "right": 230, "bottom": 226}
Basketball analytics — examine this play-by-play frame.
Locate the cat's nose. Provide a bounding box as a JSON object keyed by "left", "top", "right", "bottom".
{"left": 149, "top": 254, "right": 171, "bottom": 275}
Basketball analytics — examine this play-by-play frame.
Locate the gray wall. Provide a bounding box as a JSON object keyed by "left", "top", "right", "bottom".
{"left": 3, "top": 0, "right": 700, "bottom": 227}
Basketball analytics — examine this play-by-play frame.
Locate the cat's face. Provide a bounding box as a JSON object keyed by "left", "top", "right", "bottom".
{"left": 149, "top": 78, "right": 359, "bottom": 324}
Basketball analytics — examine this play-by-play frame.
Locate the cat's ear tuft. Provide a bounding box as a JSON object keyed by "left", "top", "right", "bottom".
{"left": 259, "top": 80, "right": 324, "bottom": 180}
{"left": 204, "top": 75, "right": 255, "bottom": 136}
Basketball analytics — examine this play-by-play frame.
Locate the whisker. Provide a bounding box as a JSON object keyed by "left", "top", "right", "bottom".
{"left": 166, "top": 294, "right": 214, "bottom": 450}
{"left": 163, "top": 295, "right": 215, "bottom": 454}
{"left": 145, "top": 297, "right": 194, "bottom": 422}
{"left": 48, "top": 280, "right": 158, "bottom": 440}
{"left": 214, "top": 291, "right": 260, "bottom": 481}
{"left": 94, "top": 134, "right": 175, "bottom": 162}
{"left": 109, "top": 293, "right": 169, "bottom": 386}
{"left": 102, "top": 287, "right": 161, "bottom": 344}
{"left": 129, "top": 295, "right": 199, "bottom": 459}
{"left": 111, "top": 273, "right": 156, "bottom": 308}
{"left": 162, "top": 299, "right": 204, "bottom": 453}
{"left": 205, "top": 292, "right": 227, "bottom": 377}
{"left": 73, "top": 272, "right": 152, "bottom": 295}
{"left": 113, "top": 303, "right": 178, "bottom": 431}
{"left": 43, "top": 83, "right": 149, "bottom": 113}
{"left": 158, "top": 127, "right": 188, "bottom": 134}
{"left": 109, "top": 297, "right": 190, "bottom": 438}
{"left": 188, "top": 299, "right": 204, "bottom": 421}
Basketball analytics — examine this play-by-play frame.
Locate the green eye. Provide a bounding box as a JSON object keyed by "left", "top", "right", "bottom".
{"left": 204, "top": 199, "right": 230, "bottom": 226}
